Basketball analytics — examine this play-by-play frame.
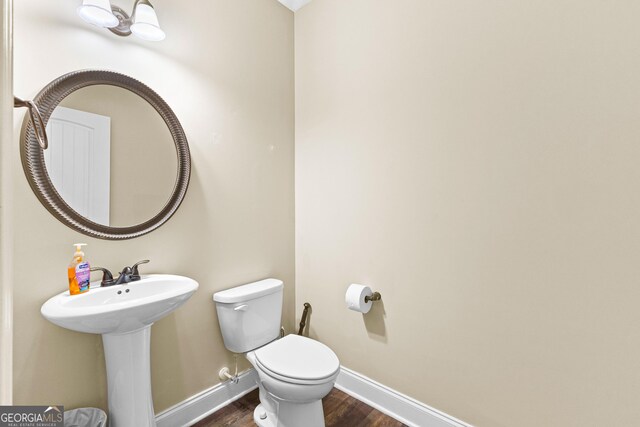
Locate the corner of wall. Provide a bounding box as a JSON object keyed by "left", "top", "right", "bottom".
{"left": 0, "top": 0, "right": 13, "bottom": 405}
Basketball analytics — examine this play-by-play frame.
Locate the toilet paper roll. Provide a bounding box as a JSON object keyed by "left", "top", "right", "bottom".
{"left": 345, "top": 284, "right": 373, "bottom": 313}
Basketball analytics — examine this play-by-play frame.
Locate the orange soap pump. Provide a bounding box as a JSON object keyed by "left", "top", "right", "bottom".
{"left": 68, "top": 243, "right": 91, "bottom": 295}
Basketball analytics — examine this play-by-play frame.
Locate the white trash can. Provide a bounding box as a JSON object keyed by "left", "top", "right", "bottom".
{"left": 64, "top": 407, "right": 107, "bottom": 427}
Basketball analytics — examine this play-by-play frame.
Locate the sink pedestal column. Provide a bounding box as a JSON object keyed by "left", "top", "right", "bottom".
{"left": 102, "top": 325, "right": 156, "bottom": 427}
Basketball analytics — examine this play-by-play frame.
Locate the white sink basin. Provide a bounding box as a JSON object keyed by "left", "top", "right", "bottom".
{"left": 40, "top": 273, "right": 199, "bottom": 427}
{"left": 41, "top": 274, "right": 198, "bottom": 334}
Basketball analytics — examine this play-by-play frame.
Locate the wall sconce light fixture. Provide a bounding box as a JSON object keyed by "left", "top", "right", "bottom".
{"left": 77, "top": 0, "right": 166, "bottom": 41}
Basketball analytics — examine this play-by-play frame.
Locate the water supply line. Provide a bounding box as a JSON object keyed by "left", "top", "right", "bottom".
{"left": 298, "top": 303, "right": 311, "bottom": 335}
{"left": 218, "top": 354, "right": 239, "bottom": 384}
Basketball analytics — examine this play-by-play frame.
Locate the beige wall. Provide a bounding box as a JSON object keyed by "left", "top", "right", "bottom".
{"left": 13, "top": 0, "right": 294, "bottom": 413}
{"left": 295, "top": 1, "right": 640, "bottom": 427}
{"left": 12, "top": 0, "right": 640, "bottom": 424}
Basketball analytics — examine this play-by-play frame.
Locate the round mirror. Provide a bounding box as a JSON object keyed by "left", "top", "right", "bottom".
{"left": 21, "top": 70, "right": 191, "bottom": 240}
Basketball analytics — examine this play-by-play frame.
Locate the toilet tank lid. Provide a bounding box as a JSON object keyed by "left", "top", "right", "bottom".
{"left": 213, "top": 278, "right": 283, "bottom": 304}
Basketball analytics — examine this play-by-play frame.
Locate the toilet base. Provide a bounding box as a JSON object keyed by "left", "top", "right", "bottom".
{"left": 253, "top": 404, "right": 274, "bottom": 427}
{"left": 253, "top": 390, "right": 326, "bottom": 427}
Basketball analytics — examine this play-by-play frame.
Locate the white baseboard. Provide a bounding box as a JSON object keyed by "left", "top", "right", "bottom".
{"left": 155, "top": 366, "right": 472, "bottom": 427}
{"left": 155, "top": 369, "right": 258, "bottom": 427}
{"left": 335, "top": 366, "right": 473, "bottom": 427}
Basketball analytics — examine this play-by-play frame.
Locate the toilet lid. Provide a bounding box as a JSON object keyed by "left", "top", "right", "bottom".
{"left": 254, "top": 335, "right": 339, "bottom": 381}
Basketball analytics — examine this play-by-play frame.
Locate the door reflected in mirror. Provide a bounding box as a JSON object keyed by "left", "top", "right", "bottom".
{"left": 44, "top": 85, "right": 177, "bottom": 227}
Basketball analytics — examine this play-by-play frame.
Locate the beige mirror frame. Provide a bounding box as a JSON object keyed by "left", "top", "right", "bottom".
{"left": 20, "top": 70, "right": 191, "bottom": 240}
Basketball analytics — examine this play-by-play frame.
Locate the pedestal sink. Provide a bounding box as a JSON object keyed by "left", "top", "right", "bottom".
{"left": 41, "top": 274, "right": 199, "bottom": 427}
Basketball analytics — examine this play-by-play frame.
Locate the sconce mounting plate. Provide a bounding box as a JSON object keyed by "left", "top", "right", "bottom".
{"left": 109, "top": 5, "right": 132, "bottom": 37}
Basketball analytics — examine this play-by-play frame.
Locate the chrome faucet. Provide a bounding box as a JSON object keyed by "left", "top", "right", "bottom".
{"left": 92, "top": 260, "right": 150, "bottom": 287}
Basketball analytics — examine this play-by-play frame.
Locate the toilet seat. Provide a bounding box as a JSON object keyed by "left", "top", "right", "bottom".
{"left": 254, "top": 335, "right": 340, "bottom": 385}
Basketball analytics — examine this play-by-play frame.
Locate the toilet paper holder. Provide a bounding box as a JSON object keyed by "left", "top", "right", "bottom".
{"left": 365, "top": 292, "right": 382, "bottom": 303}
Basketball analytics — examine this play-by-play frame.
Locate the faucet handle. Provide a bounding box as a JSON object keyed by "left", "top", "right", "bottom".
{"left": 91, "top": 267, "right": 115, "bottom": 287}
{"left": 131, "top": 260, "right": 150, "bottom": 279}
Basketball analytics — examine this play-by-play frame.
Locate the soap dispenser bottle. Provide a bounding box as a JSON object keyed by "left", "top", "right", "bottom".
{"left": 68, "top": 243, "right": 91, "bottom": 295}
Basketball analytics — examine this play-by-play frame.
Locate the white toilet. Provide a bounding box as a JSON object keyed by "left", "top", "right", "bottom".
{"left": 213, "top": 278, "right": 340, "bottom": 427}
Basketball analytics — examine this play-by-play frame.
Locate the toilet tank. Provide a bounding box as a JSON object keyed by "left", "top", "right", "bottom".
{"left": 213, "top": 278, "right": 283, "bottom": 353}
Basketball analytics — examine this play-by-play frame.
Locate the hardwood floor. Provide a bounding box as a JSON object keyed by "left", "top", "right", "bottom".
{"left": 193, "top": 388, "right": 407, "bottom": 427}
